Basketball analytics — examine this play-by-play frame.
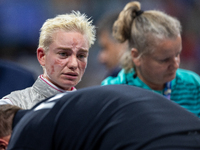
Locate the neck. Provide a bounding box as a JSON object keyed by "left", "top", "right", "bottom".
{"left": 136, "top": 72, "right": 164, "bottom": 91}
{"left": 147, "top": 83, "right": 164, "bottom": 91}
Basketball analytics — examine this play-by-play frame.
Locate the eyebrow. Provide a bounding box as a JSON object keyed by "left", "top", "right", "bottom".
{"left": 57, "top": 47, "right": 89, "bottom": 52}
{"left": 78, "top": 49, "right": 89, "bottom": 53}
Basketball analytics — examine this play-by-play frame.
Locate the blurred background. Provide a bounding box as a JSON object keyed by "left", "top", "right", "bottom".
{"left": 0, "top": 0, "right": 199, "bottom": 89}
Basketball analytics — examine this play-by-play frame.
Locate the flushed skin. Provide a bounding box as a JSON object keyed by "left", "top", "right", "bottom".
{"left": 0, "top": 11, "right": 96, "bottom": 109}
{"left": 38, "top": 31, "right": 89, "bottom": 91}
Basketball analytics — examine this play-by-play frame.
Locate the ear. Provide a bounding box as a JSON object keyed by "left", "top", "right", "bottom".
{"left": 131, "top": 48, "right": 141, "bottom": 67}
{"left": 37, "top": 48, "right": 46, "bottom": 67}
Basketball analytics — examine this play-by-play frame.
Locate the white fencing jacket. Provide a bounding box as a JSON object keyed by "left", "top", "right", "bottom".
{"left": 0, "top": 75, "right": 76, "bottom": 109}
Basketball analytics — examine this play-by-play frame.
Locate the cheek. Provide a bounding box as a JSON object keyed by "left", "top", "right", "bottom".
{"left": 142, "top": 61, "right": 164, "bottom": 74}
{"left": 177, "top": 56, "right": 181, "bottom": 64}
{"left": 80, "top": 61, "right": 87, "bottom": 71}
{"left": 46, "top": 59, "right": 65, "bottom": 75}
{"left": 151, "top": 64, "right": 167, "bottom": 73}
{"left": 55, "top": 59, "right": 66, "bottom": 66}
{"left": 46, "top": 62, "right": 55, "bottom": 75}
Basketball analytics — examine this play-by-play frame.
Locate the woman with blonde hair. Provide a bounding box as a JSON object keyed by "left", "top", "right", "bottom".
{"left": 102, "top": 1, "right": 200, "bottom": 117}
{"left": 0, "top": 11, "right": 96, "bottom": 109}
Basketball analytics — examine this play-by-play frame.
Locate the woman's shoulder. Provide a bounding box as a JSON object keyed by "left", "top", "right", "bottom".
{"left": 101, "top": 69, "right": 129, "bottom": 85}
{"left": 175, "top": 68, "right": 200, "bottom": 85}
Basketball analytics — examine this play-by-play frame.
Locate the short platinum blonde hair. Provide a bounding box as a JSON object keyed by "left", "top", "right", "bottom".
{"left": 38, "top": 11, "right": 96, "bottom": 52}
{"left": 113, "top": 1, "right": 182, "bottom": 72}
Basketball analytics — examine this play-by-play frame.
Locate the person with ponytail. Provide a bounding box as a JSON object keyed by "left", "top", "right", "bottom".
{"left": 101, "top": 1, "right": 200, "bottom": 117}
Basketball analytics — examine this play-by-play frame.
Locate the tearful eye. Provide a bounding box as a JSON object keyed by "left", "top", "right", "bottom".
{"left": 78, "top": 54, "right": 87, "bottom": 59}
{"left": 59, "top": 53, "right": 67, "bottom": 56}
{"left": 58, "top": 52, "right": 71, "bottom": 58}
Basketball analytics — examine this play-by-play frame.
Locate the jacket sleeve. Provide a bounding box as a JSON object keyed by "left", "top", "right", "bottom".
{"left": 101, "top": 70, "right": 126, "bottom": 85}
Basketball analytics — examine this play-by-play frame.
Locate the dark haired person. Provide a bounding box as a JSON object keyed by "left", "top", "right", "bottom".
{"left": 97, "top": 12, "right": 127, "bottom": 78}
{"left": 1, "top": 85, "right": 200, "bottom": 150}
{"left": 0, "top": 105, "right": 21, "bottom": 150}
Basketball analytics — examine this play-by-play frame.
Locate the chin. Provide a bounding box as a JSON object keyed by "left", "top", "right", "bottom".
{"left": 166, "top": 74, "right": 176, "bottom": 82}
{"left": 65, "top": 81, "right": 77, "bottom": 88}
{"left": 57, "top": 81, "right": 75, "bottom": 90}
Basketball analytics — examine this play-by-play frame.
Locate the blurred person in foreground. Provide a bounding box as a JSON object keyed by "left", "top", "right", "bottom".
{"left": 0, "top": 59, "right": 35, "bottom": 98}
{"left": 0, "top": 11, "right": 96, "bottom": 109}
{"left": 0, "top": 105, "right": 21, "bottom": 150}
{"left": 101, "top": 1, "right": 200, "bottom": 117}
{"left": 97, "top": 12, "right": 127, "bottom": 78}
{"left": 1, "top": 85, "right": 200, "bottom": 150}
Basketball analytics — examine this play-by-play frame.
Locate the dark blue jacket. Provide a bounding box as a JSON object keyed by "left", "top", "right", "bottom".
{"left": 9, "top": 85, "right": 200, "bottom": 150}
{"left": 0, "top": 59, "right": 35, "bottom": 98}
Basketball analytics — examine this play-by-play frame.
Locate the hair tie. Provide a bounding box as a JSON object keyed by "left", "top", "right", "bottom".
{"left": 135, "top": 10, "right": 144, "bottom": 16}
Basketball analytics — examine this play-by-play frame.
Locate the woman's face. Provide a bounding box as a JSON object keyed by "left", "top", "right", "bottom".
{"left": 98, "top": 31, "right": 127, "bottom": 70}
{"left": 135, "top": 35, "right": 182, "bottom": 90}
{"left": 37, "top": 31, "right": 89, "bottom": 91}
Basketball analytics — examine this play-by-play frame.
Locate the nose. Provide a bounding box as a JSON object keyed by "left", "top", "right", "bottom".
{"left": 68, "top": 55, "right": 78, "bottom": 70}
{"left": 169, "top": 56, "right": 180, "bottom": 70}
